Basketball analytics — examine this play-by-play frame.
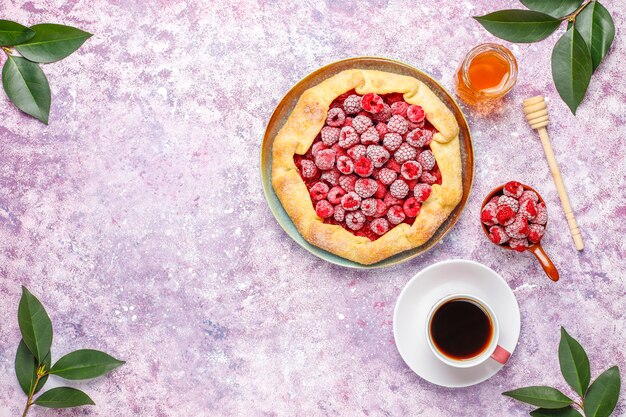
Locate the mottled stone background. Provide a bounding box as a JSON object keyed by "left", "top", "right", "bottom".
{"left": 0, "top": 1, "right": 624, "bottom": 416}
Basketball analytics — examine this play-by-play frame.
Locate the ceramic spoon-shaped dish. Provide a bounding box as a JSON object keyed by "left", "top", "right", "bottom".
{"left": 481, "top": 184, "right": 559, "bottom": 282}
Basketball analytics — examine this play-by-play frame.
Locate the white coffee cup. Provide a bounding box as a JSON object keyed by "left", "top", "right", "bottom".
{"left": 425, "top": 294, "right": 510, "bottom": 368}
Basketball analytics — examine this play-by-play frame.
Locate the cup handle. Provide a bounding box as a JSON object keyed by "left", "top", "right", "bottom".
{"left": 491, "top": 345, "right": 511, "bottom": 365}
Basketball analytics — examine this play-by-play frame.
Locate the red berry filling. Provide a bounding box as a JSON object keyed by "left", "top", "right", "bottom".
{"left": 480, "top": 183, "right": 549, "bottom": 251}
{"left": 295, "top": 90, "right": 440, "bottom": 241}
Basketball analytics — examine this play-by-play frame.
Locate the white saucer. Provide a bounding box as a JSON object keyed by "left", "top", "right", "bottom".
{"left": 393, "top": 259, "right": 521, "bottom": 388}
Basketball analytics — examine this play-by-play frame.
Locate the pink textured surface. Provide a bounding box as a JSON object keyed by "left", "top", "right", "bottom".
{"left": 0, "top": 1, "right": 624, "bottom": 416}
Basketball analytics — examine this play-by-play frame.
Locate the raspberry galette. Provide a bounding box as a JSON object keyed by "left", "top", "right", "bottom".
{"left": 272, "top": 69, "right": 463, "bottom": 264}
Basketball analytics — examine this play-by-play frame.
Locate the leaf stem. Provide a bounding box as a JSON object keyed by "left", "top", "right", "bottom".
{"left": 562, "top": 0, "right": 593, "bottom": 22}
{"left": 21, "top": 366, "right": 47, "bottom": 417}
{"left": 2, "top": 46, "right": 12, "bottom": 56}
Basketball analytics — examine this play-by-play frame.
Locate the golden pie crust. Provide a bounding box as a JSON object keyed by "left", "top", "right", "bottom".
{"left": 272, "top": 69, "right": 463, "bottom": 265}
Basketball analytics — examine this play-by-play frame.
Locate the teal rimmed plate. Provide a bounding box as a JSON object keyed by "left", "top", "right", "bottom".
{"left": 261, "top": 57, "right": 474, "bottom": 269}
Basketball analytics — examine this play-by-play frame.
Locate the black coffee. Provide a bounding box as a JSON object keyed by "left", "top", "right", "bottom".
{"left": 430, "top": 299, "right": 493, "bottom": 360}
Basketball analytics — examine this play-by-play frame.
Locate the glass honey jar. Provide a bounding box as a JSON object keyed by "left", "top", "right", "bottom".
{"left": 455, "top": 43, "right": 518, "bottom": 106}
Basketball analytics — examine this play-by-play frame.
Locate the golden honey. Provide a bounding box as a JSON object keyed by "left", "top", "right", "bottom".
{"left": 456, "top": 44, "right": 518, "bottom": 105}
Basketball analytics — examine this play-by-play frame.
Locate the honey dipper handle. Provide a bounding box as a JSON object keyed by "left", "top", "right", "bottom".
{"left": 537, "top": 127, "right": 585, "bottom": 251}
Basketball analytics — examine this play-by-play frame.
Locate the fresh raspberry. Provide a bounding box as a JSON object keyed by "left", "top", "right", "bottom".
{"left": 387, "top": 205, "right": 406, "bottom": 225}
{"left": 384, "top": 192, "right": 404, "bottom": 207}
{"left": 331, "top": 143, "right": 346, "bottom": 158}
{"left": 321, "top": 169, "right": 340, "bottom": 186}
{"left": 375, "top": 123, "right": 388, "bottom": 137}
{"left": 300, "top": 159, "right": 317, "bottom": 178}
{"left": 496, "top": 205, "right": 515, "bottom": 226}
{"left": 327, "top": 186, "right": 346, "bottom": 204}
{"left": 311, "top": 141, "right": 328, "bottom": 157}
{"left": 391, "top": 101, "right": 409, "bottom": 117}
{"left": 419, "top": 171, "right": 438, "bottom": 185}
{"left": 413, "top": 183, "right": 432, "bottom": 203}
{"left": 406, "top": 128, "right": 433, "bottom": 148}
{"left": 519, "top": 190, "right": 539, "bottom": 204}
{"left": 505, "top": 215, "right": 529, "bottom": 239}
{"left": 345, "top": 210, "right": 366, "bottom": 230}
{"left": 528, "top": 224, "right": 545, "bottom": 243}
{"left": 533, "top": 202, "right": 548, "bottom": 225}
{"left": 519, "top": 199, "right": 538, "bottom": 221}
{"left": 338, "top": 126, "right": 359, "bottom": 148}
{"left": 406, "top": 105, "right": 425, "bottom": 124}
{"left": 383, "top": 133, "right": 403, "bottom": 151}
{"left": 352, "top": 114, "right": 373, "bottom": 134}
{"left": 372, "top": 103, "right": 392, "bottom": 122}
{"left": 503, "top": 181, "right": 524, "bottom": 198}
{"left": 360, "top": 198, "right": 378, "bottom": 216}
{"left": 378, "top": 168, "right": 397, "bottom": 185}
{"left": 347, "top": 144, "right": 367, "bottom": 160}
{"left": 373, "top": 198, "right": 387, "bottom": 217}
{"left": 354, "top": 156, "right": 374, "bottom": 177}
{"left": 366, "top": 145, "right": 390, "bottom": 168}
{"left": 332, "top": 91, "right": 351, "bottom": 106}
{"left": 489, "top": 196, "right": 500, "bottom": 205}
{"left": 390, "top": 179, "right": 409, "bottom": 199}
{"left": 314, "top": 149, "right": 336, "bottom": 171}
{"left": 403, "top": 197, "right": 421, "bottom": 217}
{"left": 384, "top": 93, "right": 404, "bottom": 104}
{"left": 336, "top": 155, "right": 354, "bottom": 174}
{"left": 373, "top": 180, "right": 385, "bottom": 198}
{"left": 326, "top": 107, "right": 345, "bottom": 127}
{"left": 370, "top": 218, "right": 390, "bottom": 235}
{"left": 417, "top": 150, "right": 435, "bottom": 171}
{"left": 339, "top": 174, "right": 357, "bottom": 192}
{"left": 341, "top": 191, "right": 362, "bottom": 211}
{"left": 481, "top": 201, "right": 498, "bottom": 226}
{"left": 360, "top": 126, "right": 380, "bottom": 145}
{"left": 498, "top": 195, "right": 519, "bottom": 213}
{"left": 333, "top": 205, "right": 345, "bottom": 222}
{"left": 385, "top": 159, "right": 402, "bottom": 173}
{"left": 315, "top": 200, "right": 334, "bottom": 218}
{"left": 343, "top": 94, "right": 362, "bottom": 115}
{"left": 408, "top": 120, "right": 425, "bottom": 130}
{"left": 361, "top": 93, "right": 384, "bottom": 114}
{"left": 488, "top": 225, "right": 509, "bottom": 244}
{"left": 320, "top": 126, "right": 340, "bottom": 146}
{"left": 509, "top": 238, "right": 529, "bottom": 252}
{"left": 309, "top": 182, "right": 329, "bottom": 201}
{"left": 387, "top": 115, "right": 409, "bottom": 135}
{"left": 355, "top": 178, "right": 378, "bottom": 198}
{"left": 394, "top": 143, "right": 417, "bottom": 164}
{"left": 401, "top": 160, "right": 422, "bottom": 180}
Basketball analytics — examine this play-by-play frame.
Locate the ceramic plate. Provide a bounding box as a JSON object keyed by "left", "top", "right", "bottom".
{"left": 260, "top": 57, "right": 474, "bottom": 269}
{"left": 393, "top": 259, "right": 521, "bottom": 387}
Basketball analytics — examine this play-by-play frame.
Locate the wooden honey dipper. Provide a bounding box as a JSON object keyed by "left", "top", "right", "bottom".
{"left": 523, "top": 96, "right": 584, "bottom": 251}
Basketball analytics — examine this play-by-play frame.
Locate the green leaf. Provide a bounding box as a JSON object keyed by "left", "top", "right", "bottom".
{"left": 520, "top": 0, "right": 583, "bottom": 18}
{"left": 15, "top": 340, "right": 50, "bottom": 395}
{"left": 50, "top": 349, "right": 125, "bottom": 380}
{"left": 15, "top": 23, "right": 92, "bottom": 63}
{"left": 17, "top": 287, "right": 53, "bottom": 362}
{"left": 551, "top": 26, "right": 592, "bottom": 114}
{"left": 575, "top": 1, "right": 615, "bottom": 71}
{"left": 473, "top": 10, "right": 562, "bottom": 43}
{"left": 2, "top": 56, "right": 51, "bottom": 123}
{"left": 584, "top": 366, "right": 621, "bottom": 417}
{"left": 503, "top": 386, "right": 573, "bottom": 409}
{"left": 0, "top": 20, "right": 35, "bottom": 46}
{"left": 558, "top": 327, "right": 591, "bottom": 397}
{"left": 33, "top": 387, "right": 95, "bottom": 408}
{"left": 530, "top": 407, "right": 584, "bottom": 417}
